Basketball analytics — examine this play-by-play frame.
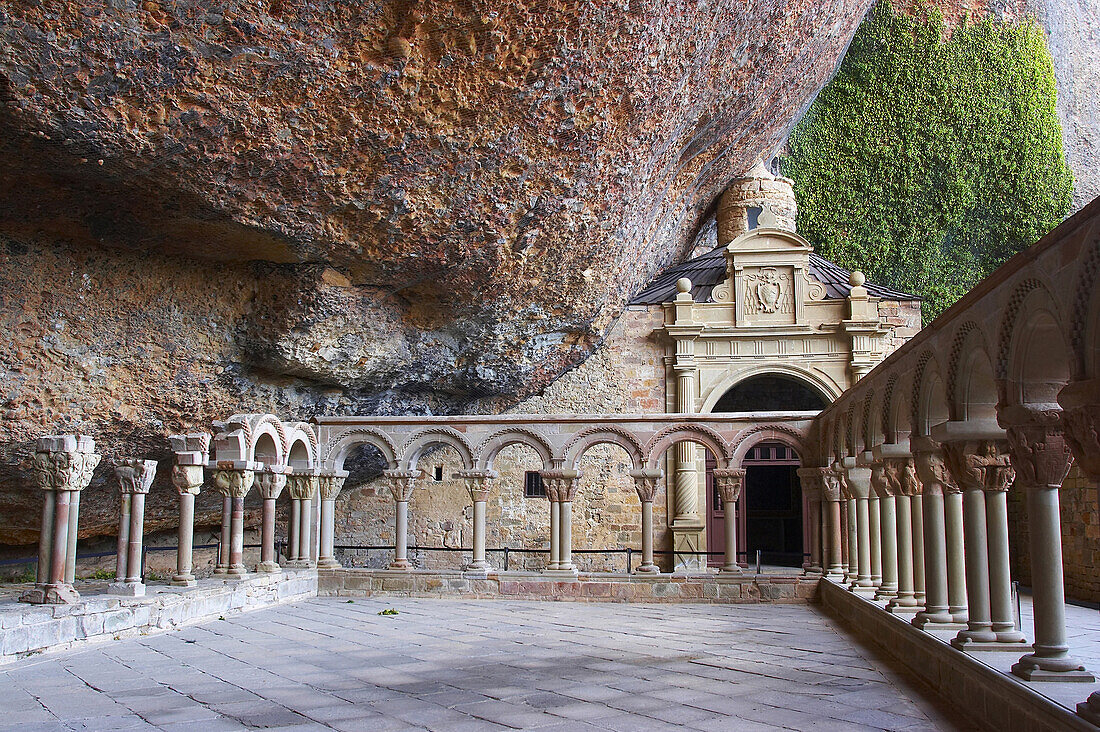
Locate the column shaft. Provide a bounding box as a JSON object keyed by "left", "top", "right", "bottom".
{"left": 35, "top": 493, "right": 55, "bottom": 585}
{"left": 945, "top": 491, "right": 968, "bottom": 621}
{"left": 639, "top": 501, "right": 657, "bottom": 572}
{"left": 288, "top": 498, "right": 300, "bottom": 562}
{"left": 548, "top": 500, "right": 561, "bottom": 570}
{"left": 559, "top": 501, "right": 574, "bottom": 571}
{"left": 912, "top": 494, "right": 926, "bottom": 607}
{"left": 227, "top": 496, "right": 247, "bottom": 577}
{"left": 854, "top": 497, "right": 872, "bottom": 588}
{"left": 888, "top": 495, "right": 917, "bottom": 611}
{"left": 826, "top": 500, "right": 845, "bottom": 579}
{"left": 124, "top": 493, "right": 145, "bottom": 583}
{"left": 869, "top": 496, "right": 881, "bottom": 586}
{"left": 915, "top": 492, "right": 954, "bottom": 626}
{"left": 876, "top": 496, "right": 898, "bottom": 600}
{"left": 392, "top": 500, "right": 410, "bottom": 569}
{"left": 49, "top": 492, "right": 71, "bottom": 586}
{"left": 470, "top": 500, "right": 488, "bottom": 570}
{"left": 216, "top": 495, "right": 231, "bottom": 574}
{"left": 319, "top": 498, "right": 339, "bottom": 568}
{"left": 115, "top": 493, "right": 131, "bottom": 583}
{"left": 986, "top": 489, "right": 1024, "bottom": 642}
{"left": 65, "top": 491, "right": 80, "bottom": 585}
{"left": 809, "top": 497, "right": 823, "bottom": 573}
{"left": 722, "top": 502, "right": 739, "bottom": 572}
{"left": 299, "top": 499, "right": 313, "bottom": 567}
{"left": 845, "top": 498, "right": 858, "bottom": 583}
{"left": 955, "top": 489, "right": 996, "bottom": 643}
{"left": 173, "top": 493, "right": 196, "bottom": 585}
{"left": 260, "top": 497, "right": 277, "bottom": 571}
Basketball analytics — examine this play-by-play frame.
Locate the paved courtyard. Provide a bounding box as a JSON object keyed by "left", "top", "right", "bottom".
{"left": 0, "top": 598, "right": 970, "bottom": 731}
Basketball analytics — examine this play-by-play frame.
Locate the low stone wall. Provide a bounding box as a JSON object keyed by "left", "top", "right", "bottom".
{"left": 318, "top": 568, "right": 818, "bottom": 603}
{"left": 0, "top": 571, "right": 316, "bottom": 664}
{"left": 817, "top": 578, "right": 1092, "bottom": 732}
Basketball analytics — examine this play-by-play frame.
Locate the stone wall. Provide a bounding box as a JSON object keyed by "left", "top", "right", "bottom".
{"left": 1008, "top": 463, "right": 1100, "bottom": 604}
{"left": 332, "top": 307, "right": 678, "bottom": 570}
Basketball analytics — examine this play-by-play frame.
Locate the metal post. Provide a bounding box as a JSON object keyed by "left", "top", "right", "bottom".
{"left": 755, "top": 550, "right": 762, "bottom": 575}
{"left": 503, "top": 546, "right": 509, "bottom": 572}
{"left": 1013, "top": 580, "right": 1022, "bottom": 632}
{"left": 626, "top": 548, "right": 632, "bottom": 574}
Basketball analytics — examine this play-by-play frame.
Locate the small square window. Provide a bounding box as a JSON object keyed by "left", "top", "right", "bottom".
{"left": 524, "top": 471, "right": 545, "bottom": 498}
{"left": 433, "top": 465, "right": 444, "bottom": 481}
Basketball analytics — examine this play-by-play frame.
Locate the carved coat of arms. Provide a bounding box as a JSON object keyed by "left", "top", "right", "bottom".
{"left": 745, "top": 267, "right": 792, "bottom": 315}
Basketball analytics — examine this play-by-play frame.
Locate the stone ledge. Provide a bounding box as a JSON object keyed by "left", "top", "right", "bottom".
{"left": 818, "top": 578, "right": 1094, "bottom": 732}
{"left": 318, "top": 568, "right": 818, "bottom": 603}
{"left": 0, "top": 571, "right": 317, "bottom": 664}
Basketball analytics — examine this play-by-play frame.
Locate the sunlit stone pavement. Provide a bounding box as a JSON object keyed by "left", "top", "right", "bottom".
{"left": 0, "top": 598, "right": 971, "bottom": 731}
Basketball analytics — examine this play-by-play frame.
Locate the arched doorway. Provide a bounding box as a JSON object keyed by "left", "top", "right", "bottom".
{"left": 705, "top": 373, "right": 823, "bottom": 569}
{"left": 706, "top": 442, "right": 804, "bottom": 568}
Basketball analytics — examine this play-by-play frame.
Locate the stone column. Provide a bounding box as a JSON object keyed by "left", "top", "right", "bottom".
{"left": 384, "top": 469, "right": 417, "bottom": 570}
{"left": 912, "top": 489, "right": 926, "bottom": 608}
{"left": 981, "top": 444, "right": 1027, "bottom": 646}
{"left": 714, "top": 468, "right": 745, "bottom": 573}
{"left": 872, "top": 462, "right": 899, "bottom": 601}
{"left": 284, "top": 473, "right": 311, "bottom": 566}
{"left": 1003, "top": 406, "right": 1092, "bottom": 680}
{"left": 913, "top": 439, "right": 963, "bottom": 628}
{"left": 797, "top": 468, "right": 823, "bottom": 574}
{"left": 215, "top": 489, "right": 232, "bottom": 575}
{"left": 168, "top": 433, "right": 209, "bottom": 587}
{"left": 542, "top": 470, "right": 581, "bottom": 575}
{"left": 109, "top": 459, "right": 157, "bottom": 596}
{"left": 317, "top": 471, "right": 348, "bottom": 570}
{"left": 669, "top": 327, "right": 705, "bottom": 570}
{"left": 547, "top": 490, "right": 561, "bottom": 571}
{"left": 255, "top": 468, "right": 288, "bottom": 573}
{"left": 868, "top": 490, "right": 881, "bottom": 588}
{"left": 455, "top": 469, "right": 497, "bottom": 573}
{"left": 630, "top": 469, "right": 662, "bottom": 573}
{"left": 214, "top": 466, "right": 256, "bottom": 579}
{"left": 944, "top": 440, "right": 1000, "bottom": 648}
{"left": 21, "top": 435, "right": 101, "bottom": 605}
{"left": 838, "top": 466, "right": 859, "bottom": 585}
{"left": 821, "top": 468, "right": 846, "bottom": 580}
{"left": 944, "top": 484, "right": 969, "bottom": 623}
{"left": 1058, "top": 379, "right": 1100, "bottom": 719}
{"left": 885, "top": 457, "right": 920, "bottom": 613}
{"left": 845, "top": 461, "right": 874, "bottom": 594}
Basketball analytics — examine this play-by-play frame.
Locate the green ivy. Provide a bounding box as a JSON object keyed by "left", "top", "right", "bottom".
{"left": 782, "top": 2, "right": 1072, "bottom": 321}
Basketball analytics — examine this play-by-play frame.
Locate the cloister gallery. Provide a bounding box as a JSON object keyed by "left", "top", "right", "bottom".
{"left": 6, "top": 166, "right": 1100, "bottom": 731}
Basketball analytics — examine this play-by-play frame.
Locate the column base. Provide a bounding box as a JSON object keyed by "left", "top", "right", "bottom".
{"left": 720, "top": 565, "right": 743, "bottom": 575}
{"left": 462, "top": 567, "right": 492, "bottom": 578}
{"left": 108, "top": 581, "right": 146, "bottom": 597}
{"left": 912, "top": 610, "right": 966, "bottom": 631}
{"left": 951, "top": 636, "right": 1029, "bottom": 652}
{"left": 886, "top": 602, "right": 921, "bottom": 616}
{"left": 388, "top": 560, "right": 412, "bottom": 571}
{"left": 226, "top": 567, "right": 249, "bottom": 580}
{"left": 804, "top": 566, "right": 824, "bottom": 576}
{"left": 993, "top": 628, "right": 1028, "bottom": 644}
{"left": 874, "top": 588, "right": 898, "bottom": 601}
{"left": 825, "top": 570, "right": 846, "bottom": 581}
{"left": 1012, "top": 663, "right": 1095, "bottom": 682}
{"left": 284, "top": 560, "right": 313, "bottom": 569}
{"left": 1078, "top": 692, "right": 1100, "bottom": 725}
{"left": 317, "top": 558, "right": 342, "bottom": 569}
{"left": 213, "top": 566, "right": 228, "bottom": 575}
{"left": 635, "top": 564, "right": 660, "bottom": 574}
{"left": 170, "top": 575, "right": 196, "bottom": 587}
{"left": 19, "top": 583, "right": 80, "bottom": 605}
{"left": 256, "top": 561, "right": 282, "bottom": 573}
{"left": 543, "top": 568, "right": 579, "bottom": 578}
{"left": 851, "top": 586, "right": 878, "bottom": 598}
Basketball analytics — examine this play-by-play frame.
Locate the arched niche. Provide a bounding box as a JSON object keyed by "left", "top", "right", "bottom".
{"left": 710, "top": 373, "right": 830, "bottom": 413}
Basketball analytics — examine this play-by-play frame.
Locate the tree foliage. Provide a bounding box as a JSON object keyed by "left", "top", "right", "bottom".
{"left": 782, "top": 2, "right": 1072, "bottom": 321}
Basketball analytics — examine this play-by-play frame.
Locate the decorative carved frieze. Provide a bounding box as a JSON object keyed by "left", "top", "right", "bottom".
{"left": 33, "top": 435, "right": 100, "bottom": 493}
{"left": 629, "top": 469, "right": 662, "bottom": 503}
{"left": 942, "top": 440, "right": 1014, "bottom": 493}
{"left": 913, "top": 444, "right": 958, "bottom": 496}
{"left": 255, "top": 469, "right": 288, "bottom": 500}
{"left": 884, "top": 457, "right": 920, "bottom": 496}
{"left": 318, "top": 473, "right": 347, "bottom": 501}
{"left": 114, "top": 459, "right": 157, "bottom": 495}
{"left": 454, "top": 469, "right": 498, "bottom": 503}
{"left": 214, "top": 468, "right": 255, "bottom": 499}
{"left": 821, "top": 468, "right": 843, "bottom": 502}
{"left": 1000, "top": 406, "right": 1073, "bottom": 490}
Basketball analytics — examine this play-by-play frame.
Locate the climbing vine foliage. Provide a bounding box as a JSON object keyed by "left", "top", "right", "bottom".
{"left": 782, "top": 2, "right": 1072, "bottom": 321}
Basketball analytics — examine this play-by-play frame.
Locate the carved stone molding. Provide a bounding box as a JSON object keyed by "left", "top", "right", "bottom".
{"left": 318, "top": 473, "right": 347, "bottom": 501}
{"left": 942, "top": 440, "right": 1014, "bottom": 493}
{"left": 821, "top": 468, "right": 842, "bottom": 502}
{"left": 913, "top": 444, "right": 958, "bottom": 496}
{"left": 884, "top": 457, "right": 920, "bottom": 497}
{"left": 1058, "top": 379, "right": 1100, "bottom": 484}
{"left": 114, "top": 459, "right": 157, "bottom": 495}
{"left": 713, "top": 468, "right": 746, "bottom": 504}
{"left": 796, "top": 467, "right": 822, "bottom": 501}
{"left": 869, "top": 462, "right": 891, "bottom": 498}
{"left": 286, "top": 473, "right": 319, "bottom": 501}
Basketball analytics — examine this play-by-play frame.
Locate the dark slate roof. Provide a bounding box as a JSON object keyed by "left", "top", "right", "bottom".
{"left": 629, "top": 248, "right": 920, "bottom": 305}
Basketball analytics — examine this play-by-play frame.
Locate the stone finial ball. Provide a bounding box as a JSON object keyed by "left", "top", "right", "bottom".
{"left": 849, "top": 271, "right": 866, "bottom": 288}
{"left": 676, "top": 277, "right": 693, "bottom": 293}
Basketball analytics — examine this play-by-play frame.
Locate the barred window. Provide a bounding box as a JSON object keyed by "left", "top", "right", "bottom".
{"left": 524, "top": 471, "right": 545, "bottom": 498}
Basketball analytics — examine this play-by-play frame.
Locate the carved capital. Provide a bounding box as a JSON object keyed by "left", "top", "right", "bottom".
{"left": 255, "top": 469, "right": 288, "bottom": 500}
{"left": 454, "top": 469, "right": 497, "bottom": 503}
{"left": 383, "top": 469, "right": 418, "bottom": 502}
{"left": 539, "top": 469, "right": 580, "bottom": 502}
{"left": 820, "top": 468, "right": 843, "bottom": 502}
{"left": 114, "top": 458, "right": 157, "bottom": 495}
{"left": 795, "top": 467, "right": 822, "bottom": 501}
{"left": 629, "top": 469, "right": 662, "bottom": 503}
{"left": 834, "top": 464, "right": 853, "bottom": 501}
{"left": 167, "top": 432, "right": 210, "bottom": 467}
{"left": 913, "top": 444, "right": 957, "bottom": 496}
{"left": 713, "top": 467, "right": 745, "bottom": 504}
{"left": 214, "top": 468, "right": 255, "bottom": 498}
{"left": 883, "top": 457, "right": 919, "bottom": 497}
{"left": 942, "top": 439, "right": 1014, "bottom": 493}
{"left": 287, "top": 473, "right": 320, "bottom": 500}
{"left": 32, "top": 435, "right": 101, "bottom": 492}
{"left": 171, "top": 464, "right": 204, "bottom": 496}
{"left": 318, "top": 473, "right": 347, "bottom": 501}
{"left": 869, "top": 462, "right": 890, "bottom": 498}
{"left": 1059, "top": 379, "right": 1100, "bottom": 483}
{"left": 1000, "top": 406, "right": 1073, "bottom": 490}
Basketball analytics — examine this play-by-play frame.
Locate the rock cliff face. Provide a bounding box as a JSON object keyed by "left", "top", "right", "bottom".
{"left": 0, "top": 1, "right": 873, "bottom": 545}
